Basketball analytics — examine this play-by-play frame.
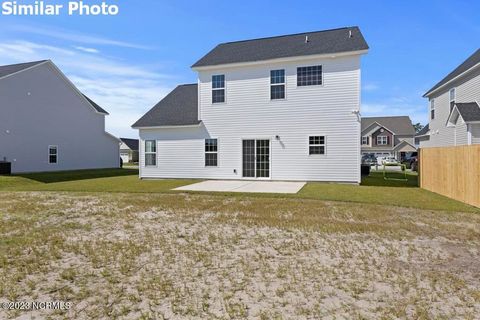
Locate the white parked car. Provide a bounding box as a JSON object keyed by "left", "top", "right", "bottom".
{"left": 382, "top": 157, "right": 398, "bottom": 165}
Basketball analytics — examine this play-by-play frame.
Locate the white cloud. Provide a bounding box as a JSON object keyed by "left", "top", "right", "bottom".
{"left": 362, "top": 83, "right": 379, "bottom": 91}
{"left": 74, "top": 46, "right": 99, "bottom": 54}
{"left": 0, "top": 40, "right": 174, "bottom": 138}
{"left": 9, "top": 24, "right": 151, "bottom": 50}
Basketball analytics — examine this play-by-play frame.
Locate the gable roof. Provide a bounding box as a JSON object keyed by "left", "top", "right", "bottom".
{"left": 415, "top": 124, "right": 429, "bottom": 136}
{"left": 0, "top": 60, "right": 47, "bottom": 79}
{"left": 82, "top": 95, "right": 109, "bottom": 115}
{"left": 361, "top": 116, "right": 415, "bottom": 135}
{"left": 192, "top": 27, "right": 368, "bottom": 68}
{"left": 132, "top": 84, "right": 200, "bottom": 128}
{"left": 0, "top": 60, "right": 110, "bottom": 115}
{"left": 424, "top": 49, "right": 480, "bottom": 97}
{"left": 120, "top": 138, "right": 139, "bottom": 150}
{"left": 455, "top": 102, "right": 480, "bottom": 122}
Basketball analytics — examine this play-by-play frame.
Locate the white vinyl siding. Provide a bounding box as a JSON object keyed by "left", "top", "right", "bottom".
{"left": 471, "top": 124, "right": 480, "bottom": 144}
{"left": 0, "top": 62, "right": 119, "bottom": 173}
{"left": 421, "top": 67, "right": 480, "bottom": 148}
{"left": 140, "top": 54, "right": 362, "bottom": 183}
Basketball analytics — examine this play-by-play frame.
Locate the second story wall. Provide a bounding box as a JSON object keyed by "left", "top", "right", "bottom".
{"left": 197, "top": 54, "right": 361, "bottom": 129}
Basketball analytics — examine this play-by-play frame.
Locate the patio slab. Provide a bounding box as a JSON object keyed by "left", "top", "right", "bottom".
{"left": 174, "top": 180, "right": 306, "bottom": 194}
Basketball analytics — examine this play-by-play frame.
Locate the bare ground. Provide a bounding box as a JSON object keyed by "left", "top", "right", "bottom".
{"left": 0, "top": 192, "right": 479, "bottom": 319}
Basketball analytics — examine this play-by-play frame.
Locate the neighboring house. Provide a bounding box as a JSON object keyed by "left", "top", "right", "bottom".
{"left": 361, "top": 116, "right": 416, "bottom": 160}
{"left": 420, "top": 49, "right": 480, "bottom": 147}
{"left": 120, "top": 138, "right": 139, "bottom": 163}
{"left": 133, "top": 27, "right": 369, "bottom": 183}
{"left": 415, "top": 124, "right": 429, "bottom": 147}
{"left": 0, "top": 60, "right": 120, "bottom": 173}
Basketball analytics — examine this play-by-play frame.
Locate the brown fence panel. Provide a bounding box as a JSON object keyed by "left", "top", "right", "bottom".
{"left": 419, "top": 145, "right": 480, "bottom": 208}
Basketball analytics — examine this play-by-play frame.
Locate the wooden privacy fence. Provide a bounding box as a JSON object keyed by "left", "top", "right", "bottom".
{"left": 419, "top": 145, "right": 480, "bottom": 208}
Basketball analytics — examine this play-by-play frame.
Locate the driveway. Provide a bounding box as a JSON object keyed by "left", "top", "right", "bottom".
{"left": 174, "top": 180, "right": 306, "bottom": 194}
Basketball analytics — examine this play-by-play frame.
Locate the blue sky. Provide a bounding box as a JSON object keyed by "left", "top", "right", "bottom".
{"left": 0, "top": 0, "right": 479, "bottom": 137}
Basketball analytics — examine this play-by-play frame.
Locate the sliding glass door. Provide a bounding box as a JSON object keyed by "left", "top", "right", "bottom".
{"left": 242, "top": 139, "right": 270, "bottom": 178}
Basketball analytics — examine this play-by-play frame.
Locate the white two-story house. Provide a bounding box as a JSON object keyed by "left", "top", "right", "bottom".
{"left": 419, "top": 49, "right": 480, "bottom": 147}
{"left": 133, "top": 27, "right": 369, "bottom": 183}
{"left": 0, "top": 60, "right": 120, "bottom": 173}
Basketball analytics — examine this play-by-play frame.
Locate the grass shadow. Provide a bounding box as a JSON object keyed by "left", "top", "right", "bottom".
{"left": 14, "top": 168, "right": 138, "bottom": 184}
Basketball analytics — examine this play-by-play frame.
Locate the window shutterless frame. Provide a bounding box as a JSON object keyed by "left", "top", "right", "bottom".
{"left": 376, "top": 136, "right": 388, "bottom": 145}
{"left": 430, "top": 99, "right": 435, "bottom": 120}
{"left": 270, "top": 69, "right": 286, "bottom": 100}
{"left": 144, "top": 140, "right": 157, "bottom": 167}
{"left": 449, "top": 88, "right": 456, "bottom": 114}
{"left": 308, "top": 136, "right": 326, "bottom": 155}
{"left": 48, "top": 145, "right": 58, "bottom": 164}
{"left": 205, "top": 138, "right": 218, "bottom": 167}
{"left": 212, "top": 74, "right": 225, "bottom": 104}
{"left": 297, "top": 65, "right": 323, "bottom": 87}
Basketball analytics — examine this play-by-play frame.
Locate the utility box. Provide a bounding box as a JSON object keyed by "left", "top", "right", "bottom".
{"left": 0, "top": 162, "right": 11, "bottom": 175}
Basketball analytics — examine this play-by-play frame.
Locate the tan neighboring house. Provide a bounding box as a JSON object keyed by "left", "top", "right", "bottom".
{"left": 119, "top": 138, "right": 139, "bottom": 163}
{"left": 361, "top": 116, "right": 416, "bottom": 160}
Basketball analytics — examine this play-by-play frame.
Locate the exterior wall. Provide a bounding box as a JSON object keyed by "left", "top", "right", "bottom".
{"left": 421, "top": 67, "right": 480, "bottom": 147}
{"left": 0, "top": 62, "right": 119, "bottom": 173}
{"left": 371, "top": 129, "right": 393, "bottom": 147}
{"left": 140, "top": 54, "right": 363, "bottom": 183}
{"left": 472, "top": 124, "right": 480, "bottom": 144}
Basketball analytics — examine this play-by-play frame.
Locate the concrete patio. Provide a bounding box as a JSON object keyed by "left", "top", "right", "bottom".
{"left": 174, "top": 180, "right": 306, "bottom": 194}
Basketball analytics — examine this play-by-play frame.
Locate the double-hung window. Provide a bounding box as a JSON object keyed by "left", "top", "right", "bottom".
{"left": 270, "top": 69, "right": 285, "bottom": 100}
{"left": 361, "top": 136, "right": 369, "bottom": 145}
{"left": 297, "top": 65, "right": 322, "bottom": 86}
{"left": 377, "top": 136, "right": 388, "bottom": 145}
{"left": 48, "top": 146, "right": 58, "bottom": 164}
{"left": 309, "top": 136, "right": 325, "bottom": 155}
{"left": 144, "top": 140, "right": 156, "bottom": 166}
{"left": 449, "top": 88, "right": 456, "bottom": 113}
{"left": 430, "top": 99, "right": 435, "bottom": 120}
{"left": 212, "top": 75, "right": 225, "bottom": 103}
{"left": 205, "top": 139, "right": 218, "bottom": 166}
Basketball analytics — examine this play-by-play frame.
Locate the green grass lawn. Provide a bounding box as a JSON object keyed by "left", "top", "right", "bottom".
{"left": 0, "top": 168, "right": 477, "bottom": 212}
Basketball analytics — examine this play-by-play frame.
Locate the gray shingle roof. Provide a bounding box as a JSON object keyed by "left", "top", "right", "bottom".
{"left": 415, "top": 123, "right": 429, "bottom": 136}
{"left": 192, "top": 27, "right": 368, "bottom": 68}
{"left": 456, "top": 102, "right": 480, "bottom": 122}
{"left": 424, "top": 49, "right": 480, "bottom": 97}
{"left": 361, "top": 116, "right": 415, "bottom": 135}
{"left": 132, "top": 84, "right": 200, "bottom": 128}
{"left": 83, "top": 95, "right": 109, "bottom": 114}
{"left": 0, "top": 60, "right": 47, "bottom": 78}
{"left": 120, "top": 138, "right": 139, "bottom": 150}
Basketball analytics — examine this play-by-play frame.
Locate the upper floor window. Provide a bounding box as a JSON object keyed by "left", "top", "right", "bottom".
{"left": 145, "top": 140, "right": 156, "bottom": 166}
{"left": 430, "top": 99, "right": 435, "bottom": 120}
{"left": 309, "top": 136, "right": 325, "bottom": 155}
{"left": 361, "top": 136, "right": 369, "bottom": 145}
{"left": 48, "top": 146, "right": 58, "bottom": 164}
{"left": 297, "top": 65, "right": 322, "bottom": 86}
{"left": 212, "top": 75, "right": 225, "bottom": 103}
{"left": 377, "top": 136, "right": 388, "bottom": 145}
{"left": 270, "top": 69, "right": 285, "bottom": 100}
{"left": 449, "top": 88, "right": 456, "bottom": 113}
{"left": 205, "top": 139, "right": 218, "bottom": 166}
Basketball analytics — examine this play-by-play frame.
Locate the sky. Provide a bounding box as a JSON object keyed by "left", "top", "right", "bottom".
{"left": 0, "top": 0, "right": 479, "bottom": 138}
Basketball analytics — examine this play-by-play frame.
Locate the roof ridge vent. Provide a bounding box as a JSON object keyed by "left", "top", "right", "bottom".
{"left": 305, "top": 35, "right": 309, "bottom": 43}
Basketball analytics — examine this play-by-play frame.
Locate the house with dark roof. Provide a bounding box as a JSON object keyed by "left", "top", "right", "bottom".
{"left": 420, "top": 49, "right": 480, "bottom": 147}
{"left": 133, "top": 27, "right": 368, "bottom": 183}
{"left": 120, "top": 138, "right": 139, "bottom": 163}
{"left": 0, "top": 60, "right": 120, "bottom": 173}
{"left": 361, "top": 116, "right": 416, "bottom": 160}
